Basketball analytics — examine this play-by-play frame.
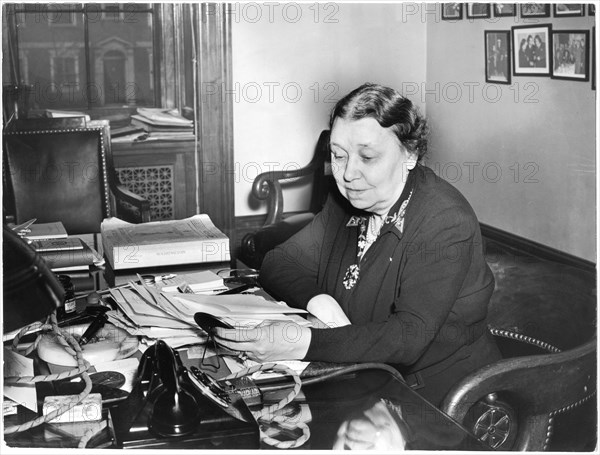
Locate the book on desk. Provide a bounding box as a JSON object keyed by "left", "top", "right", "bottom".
{"left": 101, "top": 214, "right": 230, "bottom": 271}
{"left": 24, "top": 222, "right": 102, "bottom": 294}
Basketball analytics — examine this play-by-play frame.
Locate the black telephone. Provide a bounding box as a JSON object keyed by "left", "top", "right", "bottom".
{"left": 109, "top": 340, "right": 259, "bottom": 448}
{"left": 136, "top": 340, "right": 232, "bottom": 437}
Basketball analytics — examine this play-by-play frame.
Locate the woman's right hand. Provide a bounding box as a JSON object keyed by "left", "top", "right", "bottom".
{"left": 306, "top": 294, "right": 351, "bottom": 328}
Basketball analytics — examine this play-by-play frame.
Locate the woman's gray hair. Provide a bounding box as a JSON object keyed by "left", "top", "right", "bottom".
{"left": 329, "top": 83, "right": 429, "bottom": 159}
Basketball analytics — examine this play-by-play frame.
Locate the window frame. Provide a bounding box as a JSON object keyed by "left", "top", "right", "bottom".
{"left": 4, "top": 3, "right": 162, "bottom": 114}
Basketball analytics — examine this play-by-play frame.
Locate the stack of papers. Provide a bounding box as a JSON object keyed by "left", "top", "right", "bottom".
{"left": 106, "top": 276, "right": 310, "bottom": 348}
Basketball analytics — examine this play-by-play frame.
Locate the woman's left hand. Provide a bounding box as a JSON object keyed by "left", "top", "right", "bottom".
{"left": 213, "top": 321, "right": 312, "bottom": 363}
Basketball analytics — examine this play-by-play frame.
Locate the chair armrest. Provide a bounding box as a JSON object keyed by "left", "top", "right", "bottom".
{"left": 251, "top": 130, "right": 330, "bottom": 226}
{"left": 111, "top": 182, "right": 151, "bottom": 223}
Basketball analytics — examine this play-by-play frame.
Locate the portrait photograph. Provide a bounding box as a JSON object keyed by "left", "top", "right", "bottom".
{"left": 512, "top": 24, "right": 552, "bottom": 76}
{"left": 485, "top": 31, "right": 511, "bottom": 84}
{"left": 519, "top": 3, "right": 550, "bottom": 18}
{"left": 441, "top": 3, "right": 463, "bottom": 20}
{"left": 466, "top": 3, "right": 491, "bottom": 19}
{"left": 593, "top": 27, "right": 596, "bottom": 89}
{"left": 553, "top": 4, "right": 585, "bottom": 17}
{"left": 493, "top": 4, "right": 517, "bottom": 17}
{"left": 551, "top": 30, "right": 590, "bottom": 81}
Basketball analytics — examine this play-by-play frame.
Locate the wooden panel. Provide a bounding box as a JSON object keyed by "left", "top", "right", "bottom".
{"left": 193, "top": 3, "right": 235, "bottom": 253}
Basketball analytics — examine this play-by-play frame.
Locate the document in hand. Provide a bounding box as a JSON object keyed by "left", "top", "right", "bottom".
{"left": 101, "top": 214, "right": 230, "bottom": 270}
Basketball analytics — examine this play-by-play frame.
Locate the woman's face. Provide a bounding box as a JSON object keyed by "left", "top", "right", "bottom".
{"left": 330, "top": 116, "right": 414, "bottom": 215}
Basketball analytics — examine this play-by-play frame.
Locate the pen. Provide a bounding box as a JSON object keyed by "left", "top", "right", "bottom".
{"left": 79, "top": 313, "right": 108, "bottom": 346}
{"left": 217, "top": 283, "right": 253, "bottom": 295}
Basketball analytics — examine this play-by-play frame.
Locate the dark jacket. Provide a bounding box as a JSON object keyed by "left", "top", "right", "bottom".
{"left": 260, "top": 165, "right": 500, "bottom": 405}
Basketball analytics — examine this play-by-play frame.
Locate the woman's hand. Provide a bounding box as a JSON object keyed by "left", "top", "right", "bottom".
{"left": 213, "top": 321, "right": 311, "bottom": 363}
{"left": 307, "top": 294, "right": 351, "bottom": 328}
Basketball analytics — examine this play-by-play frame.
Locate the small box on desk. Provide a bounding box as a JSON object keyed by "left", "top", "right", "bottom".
{"left": 104, "top": 261, "right": 231, "bottom": 287}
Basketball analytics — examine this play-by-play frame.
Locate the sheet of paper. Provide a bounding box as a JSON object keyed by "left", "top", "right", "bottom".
{"left": 110, "top": 287, "right": 193, "bottom": 329}
{"left": 4, "top": 348, "right": 37, "bottom": 412}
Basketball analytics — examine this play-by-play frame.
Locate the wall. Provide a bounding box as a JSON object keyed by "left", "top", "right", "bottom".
{"left": 232, "top": 2, "right": 427, "bottom": 217}
{"left": 426, "top": 12, "right": 596, "bottom": 262}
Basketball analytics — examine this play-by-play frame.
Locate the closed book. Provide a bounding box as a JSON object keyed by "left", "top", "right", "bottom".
{"left": 39, "top": 241, "right": 98, "bottom": 269}
{"left": 52, "top": 264, "right": 90, "bottom": 273}
{"left": 101, "top": 215, "right": 231, "bottom": 271}
{"left": 24, "top": 222, "right": 68, "bottom": 240}
{"left": 135, "top": 107, "right": 193, "bottom": 126}
{"left": 32, "top": 237, "right": 84, "bottom": 252}
{"left": 131, "top": 116, "right": 193, "bottom": 132}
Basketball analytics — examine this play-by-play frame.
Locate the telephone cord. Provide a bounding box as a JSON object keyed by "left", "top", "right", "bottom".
{"left": 222, "top": 362, "right": 310, "bottom": 449}
{"left": 4, "top": 312, "right": 94, "bottom": 448}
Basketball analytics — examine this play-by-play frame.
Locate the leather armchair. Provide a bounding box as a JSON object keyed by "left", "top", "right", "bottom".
{"left": 440, "top": 239, "right": 597, "bottom": 451}
{"left": 240, "top": 130, "right": 333, "bottom": 269}
{"left": 3, "top": 120, "right": 150, "bottom": 234}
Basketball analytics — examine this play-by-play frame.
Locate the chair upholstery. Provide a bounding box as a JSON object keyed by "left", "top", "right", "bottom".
{"left": 440, "top": 337, "right": 596, "bottom": 451}
{"left": 440, "top": 238, "right": 597, "bottom": 451}
{"left": 240, "top": 130, "right": 333, "bottom": 269}
{"left": 3, "top": 120, "right": 150, "bottom": 235}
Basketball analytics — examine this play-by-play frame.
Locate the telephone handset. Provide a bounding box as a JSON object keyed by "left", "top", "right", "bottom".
{"left": 136, "top": 339, "right": 231, "bottom": 438}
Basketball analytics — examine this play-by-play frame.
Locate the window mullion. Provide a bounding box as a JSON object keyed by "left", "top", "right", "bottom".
{"left": 83, "top": 8, "right": 92, "bottom": 110}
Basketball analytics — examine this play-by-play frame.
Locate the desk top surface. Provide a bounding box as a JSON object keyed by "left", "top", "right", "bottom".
{"left": 6, "top": 362, "right": 485, "bottom": 451}
{"left": 4, "top": 274, "right": 486, "bottom": 451}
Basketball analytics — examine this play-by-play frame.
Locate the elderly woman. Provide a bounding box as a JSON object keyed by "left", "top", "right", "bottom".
{"left": 216, "top": 83, "right": 500, "bottom": 406}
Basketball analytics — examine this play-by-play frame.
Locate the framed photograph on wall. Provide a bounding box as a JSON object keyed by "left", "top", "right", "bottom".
{"left": 493, "top": 4, "right": 517, "bottom": 17}
{"left": 593, "top": 27, "right": 596, "bottom": 90}
{"left": 512, "top": 24, "right": 552, "bottom": 76}
{"left": 467, "top": 3, "right": 491, "bottom": 19}
{"left": 551, "top": 30, "right": 590, "bottom": 81}
{"left": 519, "top": 3, "right": 550, "bottom": 18}
{"left": 553, "top": 4, "right": 585, "bottom": 17}
{"left": 441, "top": 3, "right": 463, "bottom": 20}
{"left": 485, "top": 31, "right": 512, "bottom": 84}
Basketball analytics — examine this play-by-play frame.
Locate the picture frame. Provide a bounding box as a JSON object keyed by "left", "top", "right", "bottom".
{"left": 466, "top": 3, "right": 491, "bottom": 19}
{"left": 551, "top": 30, "right": 590, "bottom": 82}
{"left": 512, "top": 24, "right": 552, "bottom": 76}
{"left": 485, "top": 31, "right": 512, "bottom": 84}
{"left": 519, "top": 3, "right": 550, "bottom": 18}
{"left": 592, "top": 27, "right": 596, "bottom": 90}
{"left": 553, "top": 4, "right": 585, "bottom": 17}
{"left": 493, "top": 4, "right": 517, "bottom": 17}
{"left": 441, "top": 3, "right": 463, "bottom": 21}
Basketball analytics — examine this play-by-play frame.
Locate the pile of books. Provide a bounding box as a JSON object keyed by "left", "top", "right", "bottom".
{"left": 26, "top": 222, "right": 104, "bottom": 294}
{"left": 128, "top": 107, "right": 194, "bottom": 141}
{"left": 101, "top": 214, "right": 231, "bottom": 287}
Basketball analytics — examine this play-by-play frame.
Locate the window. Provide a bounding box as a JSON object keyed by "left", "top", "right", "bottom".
{"left": 3, "top": 3, "right": 157, "bottom": 111}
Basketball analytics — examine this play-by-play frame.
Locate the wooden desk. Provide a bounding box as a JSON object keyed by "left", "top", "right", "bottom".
{"left": 106, "top": 365, "right": 488, "bottom": 450}
{"left": 3, "top": 283, "right": 487, "bottom": 450}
